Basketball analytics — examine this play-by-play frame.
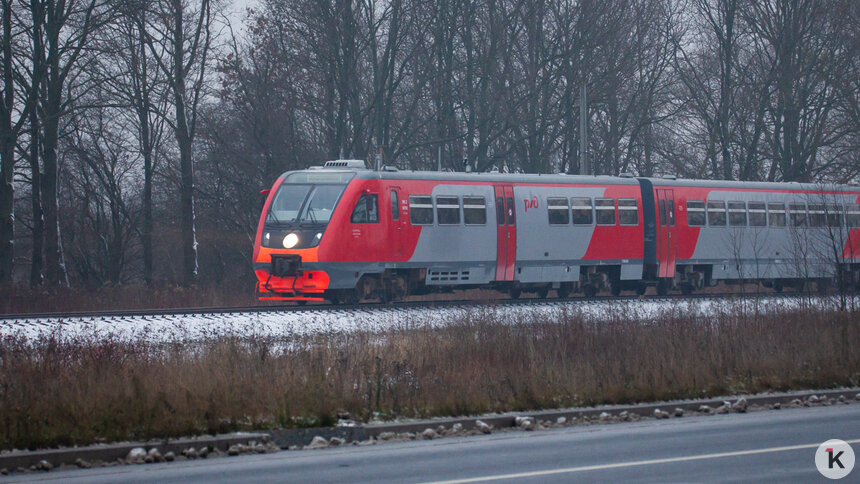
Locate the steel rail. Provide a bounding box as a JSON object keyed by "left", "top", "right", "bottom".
{"left": 0, "top": 289, "right": 832, "bottom": 321}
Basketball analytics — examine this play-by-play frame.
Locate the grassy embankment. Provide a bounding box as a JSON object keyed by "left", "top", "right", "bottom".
{"left": 0, "top": 301, "right": 857, "bottom": 450}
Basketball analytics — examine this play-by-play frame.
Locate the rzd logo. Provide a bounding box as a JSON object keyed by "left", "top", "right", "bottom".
{"left": 524, "top": 196, "right": 538, "bottom": 212}
{"left": 816, "top": 439, "right": 855, "bottom": 479}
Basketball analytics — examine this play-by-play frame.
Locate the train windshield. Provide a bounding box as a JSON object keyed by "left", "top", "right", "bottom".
{"left": 266, "top": 184, "right": 347, "bottom": 225}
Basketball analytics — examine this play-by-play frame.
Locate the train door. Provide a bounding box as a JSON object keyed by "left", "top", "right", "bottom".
{"left": 656, "top": 188, "right": 677, "bottom": 278}
{"left": 389, "top": 187, "right": 408, "bottom": 259}
{"left": 494, "top": 185, "right": 517, "bottom": 281}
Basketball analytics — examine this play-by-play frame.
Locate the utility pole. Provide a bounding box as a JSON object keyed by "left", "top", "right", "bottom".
{"left": 580, "top": 83, "right": 589, "bottom": 176}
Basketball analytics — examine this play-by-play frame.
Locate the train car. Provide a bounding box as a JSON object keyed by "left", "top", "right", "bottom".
{"left": 253, "top": 160, "right": 860, "bottom": 302}
{"left": 644, "top": 178, "right": 860, "bottom": 294}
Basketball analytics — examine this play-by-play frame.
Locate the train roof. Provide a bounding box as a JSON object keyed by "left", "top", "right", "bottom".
{"left": 281, "top": 163, "right": 860, "bottom": 193}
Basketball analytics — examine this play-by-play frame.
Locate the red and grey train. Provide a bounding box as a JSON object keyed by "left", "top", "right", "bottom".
{"left": 253, "top": 160, "right": 860, "bottom": 302}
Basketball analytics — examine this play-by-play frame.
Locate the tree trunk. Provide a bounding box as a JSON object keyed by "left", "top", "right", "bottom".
{"left": 171, "top": 0, "right": 197, "bottom": 286}
{"left": 0, "top": 1, "right": 14, "bottom": 284}
{"left": 29, "top": 105, "right": 44, "bottom": 286}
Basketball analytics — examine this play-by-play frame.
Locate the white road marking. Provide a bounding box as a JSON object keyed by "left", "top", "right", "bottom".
{"left": 427, "top": 438, "right": 860, "bottom": 483}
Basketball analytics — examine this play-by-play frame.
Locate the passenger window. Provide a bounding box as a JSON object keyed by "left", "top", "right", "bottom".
{"left": 496, "top": 197, "right": 505, "bottom": 225}
{"left": 728, "top": 201, "right": 747, "bottom": 227}
{"left": 847, "top": 204, "right": 860, "bottom": 228}
{"left": 350, "top": 194, "right": 379, "bottom": 223}
{"left": 463, "top": 197, "right": 486, "bottom": 225}
{"left": 436, "top": 196, "right": 461, "bottom": 225}
{"left": 571, "top": 198, "right": 593, "bottom": 225}
{"left": 595, "top": 198, "right": 616, "bottom": 225}
{"left": 808, "top": 204, "right": 825, "bottom": 227}
{"left": 686, "top": 200, "right": 705, "bottom": 226}
{"left": 748, "top": 202, "right": 766, "bottom": 227}
{"left": 826, "top": 204, "right": 842, "bottom": 227}
{"left": 707, "top": 200, "right": 726, "bottom": 226}
{"left": 391, "top": 191, "right": 398, "bottom": 220}
{"left": 789, "top": 203, "right": 807, "bottom": 226}
{"left": 409, "top": 195, "right": 434, "bottom": 225}
{"left": 618, "top": 199, "right": 638, "bottom": 226}
{"left": 659, "top": 199, "right": 667, "bottom": 226}
{"left": 768, "top": 203, "right": 786, "bottom": 227}
{"left": 547, "top": 197, "right": 570, "bottom": 225}
{"left": 506, "top": 197, "right": 515, "bottom": 225}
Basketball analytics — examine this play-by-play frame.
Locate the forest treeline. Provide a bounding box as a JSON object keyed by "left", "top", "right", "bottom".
{"left": 0, "top": 0, "right": 858, "bottom": 291}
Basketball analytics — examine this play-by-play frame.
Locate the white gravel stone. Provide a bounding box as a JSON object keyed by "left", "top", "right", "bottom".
{"left": 556, "top": 417, "right": 567, "bottom": 425}
{"left": 475, "top": 420, "right": 492, "bottom": 434}
{"left": 653, "top": 409, "right": 670, "bottom": 419}
{"left": 164, "top": 451, "right": 176, "bottom": 461}
{"left": 378, "top": 431, "right": 396, "bottom": 441}
{"left": 698, "top": 405, "right": 712, "bottom": 414}
{"left": 674, "top": 408, "right": 685, "bottom": 417}
{"left": 515, "top": 416, "right": 535, "bottom": 430}
{"left": 329, "top": 437, "right": 346, "bottom": 446}
{"left": 37, "top": 460, "right": 53, "bottom": 471}
{"left": 421, "top": 428, "right": 438, "bottom": 440}
{"left": 126, "top": 447, "right": 147, "bottom": 464}
{"left": 732, "top": 397, "right": 748, "bottom": 413}
{"left": 452, "top": 423, "right": 464, "bottom": 433}
{"left": 599, "top": 412, "right": 611, "bottom": 421}
{"left": 306, "top": 436, "right": 330, "bottom": 449}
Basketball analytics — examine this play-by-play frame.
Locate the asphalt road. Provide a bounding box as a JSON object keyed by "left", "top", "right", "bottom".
{"left": 14, "top": 404, "right": 860, "bottom": 483}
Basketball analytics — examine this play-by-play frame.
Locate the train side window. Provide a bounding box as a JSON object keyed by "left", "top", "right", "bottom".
{"left": 595, "top": 198, "right": 616, "bottom": 225}
{"left": 436, "top": 196, "right": 461, "bottom": 225}
{"left": 409, "top": 195, "right": 434, "bottom": 225}
{"left": 350, "top": 194, "right": 379, "bottom": 223}
{"left": 808, "top": 204, "right": 825, "bottom": 227}
{"left": 728, "top": 201, "right": 747, "bottom": 227}
{"left": 547, "top": 197, "right": 570, "bottom": 225}
{"left": 390, "top": 190, "right": 398, "bottom": 220}
{"left": 748, "top": 201, "right": 766, "bottom": 227}
{"left": 571, "top": 197, "right": 593, "bottom": 225}
{"left": 618, "top": 198, "right": 638, "bottom": 226}
{"left": 768, "top": 203, "right": 786, "bottom": 227}
{"left": 658, "top": 199, "right": 667, "bottom": 226}
{"left": 789, "top": 203, "right": 807, "bottom": 226}
{"left": 463, "top": 197, "right": 487, "bottom": 225}
{"left": 686, "top": 200, "right": 705, "bottom": 226}
{"left": 707, "top": 200, "right": 726, "bottom": 226}
{"left": 826, "top": 204, "right": 843, "bottom": 227}
{"left": 847, "top": 204, "right": 860, "bottom": 227}
{"left": 496, "top": 197, "right": 505, "bottom": 224}
{"left": 506, "top": 197, "right": 516, "bottom": 225}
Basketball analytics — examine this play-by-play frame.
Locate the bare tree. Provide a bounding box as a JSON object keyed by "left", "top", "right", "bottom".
{"left": 142, "top": 0, "right": 215, "bottom": 286}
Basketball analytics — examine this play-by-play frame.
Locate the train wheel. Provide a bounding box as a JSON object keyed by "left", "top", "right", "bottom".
{"left": 557, "top": 283, "right": 571, "bottom": 299}
{"left": 636, "top": 282, "right": 648, "bottom": 296}
{"left": 680, "top": 283, "right": 693, "bottom": 296}
{"left": 297, "top": 300, "right": 308, "bottom": 306}
{"left": 537, "top": 287, "right": 549, "bottom": 299}
{"left": 510, "top": 287, "right": 522, "bottom": 299}
{"left": 656, "top": 279, "right": 669, "bottom": 296}
{"left": 610, "top": 279, "right": 622, "bottom": 296}
{"left": 583, "top": 284, "right": 597, "bottom": 298}
{"left": 773, "top": 280, "right": 783, "bottom": 293}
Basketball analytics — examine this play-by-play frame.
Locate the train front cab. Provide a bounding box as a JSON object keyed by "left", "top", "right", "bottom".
{"left": 253, "top": 169, "right": 357, "bottom": 301}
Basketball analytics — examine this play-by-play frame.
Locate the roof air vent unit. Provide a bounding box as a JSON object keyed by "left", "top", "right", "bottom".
{"left": 382, "top": 165, "right": 398, "bottom": 172}
{"left": 619, "top": 172, "right": 635, "bottom": 178}
{"left": 662, "top": 174, "right": 677, "bottom": 180}
{"left": 323, "top": 159, "right": 367, "bottom": 169}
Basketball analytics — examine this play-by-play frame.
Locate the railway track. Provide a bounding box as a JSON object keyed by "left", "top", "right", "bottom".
{"left": 0, "top": 289, "right": 826, "bottom": 322}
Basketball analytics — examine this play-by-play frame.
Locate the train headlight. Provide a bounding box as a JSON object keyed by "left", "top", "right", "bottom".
{"left": 264, "top": 232, "right": 271, "bottom": 245}
{"left": 283, "top": 233, "right": 299, "bottom": 249}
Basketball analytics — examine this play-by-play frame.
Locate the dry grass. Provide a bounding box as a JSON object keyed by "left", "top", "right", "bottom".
{"left": 0, "top": 304, "right": 858, "bottom": 450}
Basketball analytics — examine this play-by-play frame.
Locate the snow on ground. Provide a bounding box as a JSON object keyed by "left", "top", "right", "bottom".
{"left": 0, "top": 296, "right": 848, "bottom": 342}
